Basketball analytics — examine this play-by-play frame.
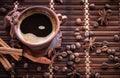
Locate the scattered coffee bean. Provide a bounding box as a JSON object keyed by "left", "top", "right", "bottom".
{"left": 114, "top": 56, "right": 119, "bottom": 62}
{"left": 74, "top": 57, "right": 81, "bottom": 63}
{"left": 92, "top": 21, "right": 99, "bottom": 28}
{"left": 75, "top": 42, "right": 81, "bottom": 49}
{"left": 43, "top": 72, "right": 50, "bottom": 78}
{"left": 74, "top": 32, "right": 80, "bottom": 36}
{"left": 74, "top": 28, "right": 80, "bottom": 32}
{"left": 114, "top": 63, "right": 120, "bottom": 69}
{"left": 61, "top": 66, "right": 68, "bottom": 72}
{"left": 108, "top": 55, "right": 114, "bottom": 61}
{"left": 36, "top": 66, "right": 41, "bottom": 72}
{"left": 101, "top": 46, "right": 108, "bottom": 52}
{"left": 66, "top": 45, "right": 71, "bottom": 50}
{"left": 101, "top": 62, "right": 108, "bottom": 69}
{"left": 53, "top": 66, "right": 60, "bottom": 72}
{"left": 57, "top": 55, "right": 63, "bottom": 61}
{"left": 67, "top": 50, "right": 73, "bottom": 55}
{"left": 105, "top": 4, "right": 111, "bottom": 10}
{"left": 111, "top": 49, "right": 116, "bottom": 55}
{"left": 102, "top": 41, "right": 109, "bottom": 46}
{"left": 74, "top": 52, "right": 80, "bottom": 57}
{"left": 107, "top": 9, "right": 112, "bottom": 13}
{"left": 96, "top": 49, "right": 102, "bottom": 54}
{"left": 107, "top": 49, "right": 112, "bottom": 55}
{"left": 114, "top": 35, "right": 120, "bottom": 42}
{"left": 89, "top": 3, "right": 95, "bottom": 10}
{"left": 76, "top": 35, "right": 82, "bottom": 40}
{"left": 69, "top": 54, "right": 75, "bottom": 61}
{"left": 61, "top": 51, "right": 68, "bottom": 57}
{"left": 75, "top": 18, "right": 82, "bottom": 25}
{"left": 67, "top": 61, "right": 74, "bottom": 66}
{"left": 70, "top": 44, "right": 76, "bottom": 50}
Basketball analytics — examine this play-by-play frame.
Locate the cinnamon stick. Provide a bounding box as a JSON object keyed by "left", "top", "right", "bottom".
{"left": 0, "top": 55, "right": 12, "bottom": 71}
{"left": 0, "top": 47, "right": 22, "bottom": 56}
{"left": 0, "top": 38, "right": 21, "bottom": 61}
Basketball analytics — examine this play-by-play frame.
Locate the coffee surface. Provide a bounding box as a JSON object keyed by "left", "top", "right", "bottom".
{"left": 20, "top": 13, "right": 53, "bottom": 37}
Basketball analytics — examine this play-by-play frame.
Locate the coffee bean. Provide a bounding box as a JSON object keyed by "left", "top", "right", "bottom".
{"left": 76, "top": 35, "right": 82, "bottom": 40}
{"left": 70, "top": 44, "right": 76, "bottom": 50}
{"left": 108, "top": 55, "right": 114, "bottom": 61}
{"left": 69, "top": 54, "right": 75, "bottom": 61}
{"left": 61, "top": 66, "right": 68, "bottom": 72}
{"left": 66, "top": 45, "right": 71, "bottom": 50}
{"left": 114, "top": 35, "right": 120, "bottom": 42}
{"left": 75, "top": 42, "right": 81, "bottom": 49}
{"left": 114, "top": 63, "right": 120, "bottom": 69}
{"left": 61, "top": 51, "right": 68, "bottom": 57}
{"left": 75, "top": 18, "right": 82, "bottom": 25}
{"left": 96, "top": 49, "right": 102, "bottom": 54}
{"left": 67, "top": 61, "right": 74, "bottom": 66}
{"left": 74, "top": 28, "right": 80, "bottom": 32}
{"left": 101, "top": 62, "right": 108, "bottom": 69}
{"left": 74, "top": 57, "right": 81, "bottom": 63}
{"left": 89, "top": 3, "right": 95, "bottom": 10}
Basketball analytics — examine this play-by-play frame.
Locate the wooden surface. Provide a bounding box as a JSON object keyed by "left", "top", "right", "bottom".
{"left": 0, "top": 0, "right": 120, "bottom": 78}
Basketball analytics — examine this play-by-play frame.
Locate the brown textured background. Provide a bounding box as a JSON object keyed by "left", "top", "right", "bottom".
{"left": 0, "top": 0, "right": 120, "bottom": 78}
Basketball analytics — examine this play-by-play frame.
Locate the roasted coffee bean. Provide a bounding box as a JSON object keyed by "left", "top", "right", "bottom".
{"left": 43, "top": 72, "right": 50, "bottom": 78}
{"left": 75, "top": 18, "right": 82, "bottom": 25}
{"left": 102, "top": 41, "right": 109, "bottom": 46}
{"left": 54, "top": 0, "right": 63, "bottom": 4}
{"left": 74, "top": 73, "right": 81, "bottom": 78}
{"left": 90, "top": 72, "right": 96, "bottom": 78}
{"left": 53, "top": 66, "right": 60, "bottom": 72}
{"left": 61, "top": 51, "right": 68, "bottom": 57}
{"left": 89, "top": 3, "right": 95, "bottom": 10}
{"left": 95, "top": 73, "right": 100, "bottom": 78}
{"left": 85, "top": 31, "right": 90, "bottom": 37}
{"left": 114, "top": 56, "right": 119, "bottom": 62}
{"left": 96, "top": 49, "right": 102, "bottom": 54}
{"left": 105, "top": 4, "right": 111, "bottom": 10}
{"left": 107, "top": 9, "right": 112, "bottom": 13}
{"left": 107, "top": 49, "right": 112, "bottom": 55}
{"left": 57, "top": 55, "right": 63, "bottom": 61}
{"left": 61, "top": 66, "right": 68, "bottom": 72}
{"left": 114, "top": 63, "right": 120, "bottom": 69}
{"left": 0, "top": 7, "right": 7, "bottom": 14}
{"left": 74, "top": 52, "right": 80, "bottom": 57}
{"left": 67, "top": 61, "right": 74, "bottom": 66}
{"left": 75, "top": 42, "right": 81, "bottom": 49}
{"left": 66, "top": 45, "right": 71, "bottom": 50}
{"left": 101, "top": 62, "right": 108, "bottom": 69}
{"left": 67, "top": 50, "right": 73, "bottom": 55}
{"left": 23, "top": 63, "right": 28, "bottom": 68}
{"left": 89, "top": 31, "right": 94, "bottom": 36}
{"left": 84, "top": 38, "right": 89, "bottom": 43}
{"left": 101, "top": 46, "right": 108, "bottom": 52}
{"left": 74, "top": 32, "right": 80, "bottom": 36}
{"left": 108, "top": 55, "right": 114, "bottom": 61}
{"left": 76, "top": 35, "right": 82, "bottom": 40}
{"left": 111, "top": 49, "right": 116, "bottom": 55}
{"left": 114, "top": 35, "right": 120, "bottom": 41}
{"left": 69, "top": 54, "right": 75, "bottom": 61}
{"left": 74, "top": 57, "right": 81, "bottom": 63}
{"left": 74, "top": 28, "right": 80, "bottom": 32}
{"left": 92, "top": 21, "right": 99, "bottom": 28}
{"left": 36, "top": 66, "right": 41, "bottom": 72}
{"left": 70, "top": 44, "right": 76, "bottom": 50}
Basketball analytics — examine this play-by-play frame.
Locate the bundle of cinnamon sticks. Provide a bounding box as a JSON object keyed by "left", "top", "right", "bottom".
{"left": 0, "top": 38, "right": 23, "bottom": 71}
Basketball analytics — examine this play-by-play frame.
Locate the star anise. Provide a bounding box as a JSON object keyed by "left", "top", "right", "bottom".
{"left": 97, "top": 9, "right": 111, "bottom": 26}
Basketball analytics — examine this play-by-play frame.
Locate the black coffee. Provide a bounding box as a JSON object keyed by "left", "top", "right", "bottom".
{"left": 20, "top": 13, "right": 53, "bottom": 37}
